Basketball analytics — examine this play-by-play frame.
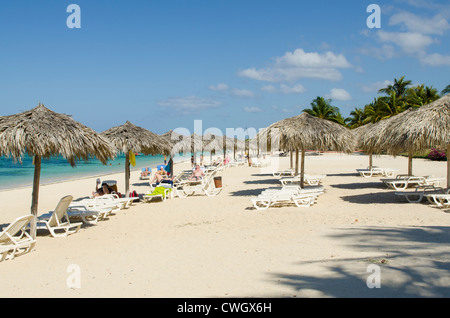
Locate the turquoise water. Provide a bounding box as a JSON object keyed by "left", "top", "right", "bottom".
{"left": 0, "top": 153, "right": 192, "bottom": 191}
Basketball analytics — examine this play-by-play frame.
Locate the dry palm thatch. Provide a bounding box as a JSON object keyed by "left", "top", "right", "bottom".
{"left": 101, "top": 121, "right": 172, "bottom": 195}
{"left": 170, "top": 133, "right": 203, "bottom": 155}
{"left": 160, "top": 130, "right": 185, "bottom": 148}
{"left": 259, "top": 112, "right": 355, "bottom": 187}
{"left": 375, "top": 95, "right": 450, "bottom": 185}
{"left": 0, "top": 103, "right": 116, "bottom": 237}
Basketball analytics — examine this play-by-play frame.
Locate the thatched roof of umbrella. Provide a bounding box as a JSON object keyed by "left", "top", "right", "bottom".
{"left": 102, "top": 121, "right": 171, "bottom": 156}
{"left": 374, "top": 95, "right": 450, "bottom": 185}
{"left": 261, "top": 113, "right": 355, "bottom": 153}
{"left": 259, "top": 112, "right": 355, "bottom": 187}
{"left": 101, "top": 121, "right": 172, "bottom": 196}
{"left": 377, "top": 95, "right": 449, "bottom": 155}
{"left": 160, "top": 130, "right": 185, "bottom": 147}
{"left": 0, "top": 103, "right": 116, "bottom": 237}
{"left": 0, "top": 104, "right": 115, "bottom": 165}
{"left": 170, "top": 133, "right": 203, "bottom": 155}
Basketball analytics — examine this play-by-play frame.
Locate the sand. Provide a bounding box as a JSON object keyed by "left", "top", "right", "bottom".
{"left": 0, "top": 153, "right": 449, "bottom": 298}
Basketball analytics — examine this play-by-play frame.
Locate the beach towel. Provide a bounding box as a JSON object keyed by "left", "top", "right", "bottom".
{"left": 129, "top": 151, "right": 136, "bottom": 167}
{"left": 146, "top": 186, "right": 171, "bottom": 199}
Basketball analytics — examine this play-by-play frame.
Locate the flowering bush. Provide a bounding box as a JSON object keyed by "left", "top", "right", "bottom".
{"left": 427, "top": 148, "right": 447, "bottom": 161}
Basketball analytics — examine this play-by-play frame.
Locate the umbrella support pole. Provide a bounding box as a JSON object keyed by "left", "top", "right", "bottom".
{"left": 30, "top": 155, "right": 41, "bottom": 239}
{"left": 125, "top": 151, "right": 130, "bottom": 197}
{"left": 447, "top": 144, "right": 449, "bottom": 189}
{"left": 295, "top": 149, "right": 299, "bottom": 177}
{"left": 300, "top": 146, "right": 305, "bottom": 189}
{"left": 408, "top": 152, "right": 413, "bottom": 176}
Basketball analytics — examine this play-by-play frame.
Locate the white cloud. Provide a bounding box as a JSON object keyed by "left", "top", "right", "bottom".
{"left": 261, "top": 84, "right": 278, "bottom": 93}
{"left": 243, "top": 106, "right": 262, "bottom": 113}
{"left": 208, "top": 83, "right": 229, "bottom": 91}
{"left": 389, "top": 12, "right": 450, "bottom": 35}
{"left": 361, "top": 80, "right": 394, "bottom": 93}
{"left": 231, "top": 88, "right": 255, "bottom": 98}
{"left": 329, "top": 88, "right": 352, "bottom": 101}
{"left": 157, "top": 95, "right": 221, "bottom": 114}
{"left": 238, "top": 48, "right": 353, "bottom": 82}
{"left": 419, "top": 53, "right": 450, "bottom": 66}
{"left": 377, "top": 31, "right": 436, "bottom": 54}
{"left": 261, "top": 83, "right": 306, "bottom": 94}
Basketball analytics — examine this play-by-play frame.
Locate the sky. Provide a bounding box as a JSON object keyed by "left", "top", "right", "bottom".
{"left": 0, "top": 0, "right": 449, "bottom": 137}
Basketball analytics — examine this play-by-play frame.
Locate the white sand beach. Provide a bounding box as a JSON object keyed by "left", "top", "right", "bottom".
{"left": 0, "top": 153, "right": 449, "bottom": 298}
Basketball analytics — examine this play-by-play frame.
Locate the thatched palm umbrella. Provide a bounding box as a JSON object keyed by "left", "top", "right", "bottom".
{"left": 374, "top": 95, "right": 450, "bottom": 187}
{"left": 101, "top": 121, "right": 171, "bottom": 196}
{"left": 0, "top": 103, "right": 116, "bottom": 237}
{"left": 259, "top": 112, "right": 355, "bottom": 188}
{"left": 170, "top": 133, "right": 203, "bottom": 165}
{"left": 353, "top": 122, "right": 380, "bottom": 169}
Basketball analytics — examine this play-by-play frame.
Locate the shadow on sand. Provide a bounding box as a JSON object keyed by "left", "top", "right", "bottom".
{"left": 266, "top": 226, "right": 450, "bottom": 297}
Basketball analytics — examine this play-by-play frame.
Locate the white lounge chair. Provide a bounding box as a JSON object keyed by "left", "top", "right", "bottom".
{"left": 424, "top": 190, "right": 450, "bottom": 208}
{"left": 142, "top": 185, "right": 173, "bottom": 202}
{"left": 280, "top": 174, "right": 326, "bottom": 186}
{"left": 273, "top": 169, "right": 295, "bottom": 177}
{"left": 36, "top": 195, "right": 83, "bottom": 238}
{"left": 357, "top": 166, "right": 398, "bottom": 178}
{"left": 395, "top": 185, "right": 445, "bottom": 203}
{"left": 177, "top": 169, "right": 222, "bottom": 197}
{"left": 381, "top": 175, "right": 444, "bottom": 190}
{"left": 66, "top": 204, "right": 111, "bottom": 225}
{"left": 251, "top": 185, "right": 324, "bottom": 210}
{"left": 0, "top": 215, "right": 36, "bottom": 261}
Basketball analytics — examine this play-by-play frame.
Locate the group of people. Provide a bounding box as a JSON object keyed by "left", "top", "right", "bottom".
{"left": 93, "top": 159, "right": 208, "bottom": 197}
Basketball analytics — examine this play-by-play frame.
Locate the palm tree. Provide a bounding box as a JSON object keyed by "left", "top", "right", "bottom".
{"left": 362, "top": 97, "right": 388, "bottom": 123}
{"left": 378, "top": 76, "right": 412, "bottom": 98}
{"left": 345, "top": 107, "right": 366, "bottom": 129}
{"left": 303, "top": 96, "right": 340, "bottom": 121}
{"left": 407, "top": 84, "right": 440, "bottom": 108}
{"left": 441, "top": 85, "right": 450, "bottom": 95}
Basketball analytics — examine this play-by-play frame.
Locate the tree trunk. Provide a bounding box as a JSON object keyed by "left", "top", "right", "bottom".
{"left": 30, "top": 155, "right": 41, "bottom": 239}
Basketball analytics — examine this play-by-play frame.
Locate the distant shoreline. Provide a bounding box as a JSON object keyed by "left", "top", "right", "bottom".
{"left": 0, "top": 157, "right": 191, "bottom": 193}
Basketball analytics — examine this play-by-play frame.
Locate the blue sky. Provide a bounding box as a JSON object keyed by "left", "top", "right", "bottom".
{"left": 0, "top": 0, "right": 449, "bottom": 136}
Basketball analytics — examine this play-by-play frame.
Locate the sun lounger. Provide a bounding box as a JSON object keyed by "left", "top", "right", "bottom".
{"left": 273, "top": 169, "right": 295, "bottom": 177}
{"left": 357, "top": 166, "right": 397, "bottom": 178}
{"left": 66, "top": 205, "right": 110, "bottom": 225}
{"left": 177, "top": 169, "right": 222, "bottom": 197}
{"left": 424, "top": 190, "right": 450, "bottom": 208}
{"left": 395, "top": 185, "right": 445, "bottom": 203}
{"left": 0, "top": 215, "right": 36, "bottom": 261}
{"left": 36, "top": 195, "right": 83, "bottom": 238}
{"left": 251, "top": 185, "right": 324, "bottom": 210}
{"left": 381, "top": 175, "right": 444, "bottom": 190}
{"left": 280, "top": 174, "right": 326, "bottom": 186}
{"left": 142, "top": 185, "right": 172, "bottom": 202}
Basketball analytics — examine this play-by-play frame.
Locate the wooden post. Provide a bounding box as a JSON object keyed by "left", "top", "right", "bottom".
{"left": 408, "top": 152, "right": 413, "bottom": 176}
{"left": 295, "top": 148, "right": 299, "bottom": 176}
{"left": 447, "top": 144, "right": 449, "bottom": 189}
{"left": 125, "top": 150, "right": 130, "bottom": 197}
{"left": 290, "top": 151, "right": 293, "bottom": 169}
{"left": 300, "top": 145, "right": 305, "bottom": 189}
{"left": 30, "top": 155, "right": 41, "bottom": 239}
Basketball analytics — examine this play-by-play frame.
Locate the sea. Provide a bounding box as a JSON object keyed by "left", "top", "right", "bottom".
{"left": 0, "top": 152, "right": 194, "bottom": 191}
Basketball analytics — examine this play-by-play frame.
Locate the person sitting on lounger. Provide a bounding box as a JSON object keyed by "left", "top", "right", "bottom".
{"left": 140, "top": 167, "right": 151, "bottom": 178}
{"left": 92, "top": 180, "right": 112, "bottom": 197}
{"left": 150, "top": 166, "right": 173, "bottom": 186}
{"left": 189, "top": 165, "right": 205, "bottom": 181}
